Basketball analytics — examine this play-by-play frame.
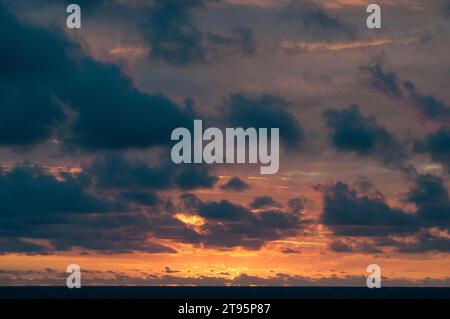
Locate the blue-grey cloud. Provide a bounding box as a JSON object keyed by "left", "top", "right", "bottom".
{"left": 360, "top": 63, "right": 402, "bottom": 98}
{"left": 0, "top": 165, "right": 111, "bottom": 220}
{"left": 220, "top": 92, "right": 304, "bottom": 150}
{"left": 179, "top": 194, "right": 306, "bottom": 249}
{"left": 0, "top": 164, "right": 171, "bottom": 254}
{"left": 0, "top": 157, "right": 304, "bottom": 253}
{"left": 282, "top": 0, "right": 356, "bottom": 40}
{"left": 0, "top": 3, "right": 67, "bottom": 145}
{"left": 388, "top": 231, "right": 450, "bottom": 253}
{"left": 220, "top": 177, "right": 250, "bottom": 191}
{"left": 329, "top": 239, "right": 382, "bottom": 254}
{"left": 406, "top": 173, "right": 450, "bottom": 226}
{"left": 0, "top": 2, "right": 195, "bottom": 150}
{"left": 198, "top": 200, "right": 250, "bottom": 221}
{"left": 414, "top": 127, "right": 450, "bottom": 171}
{"left": 141, "top": 0, "right": 255, "bottom": 66}
{"left": 0, "top": 238, "right": 54, "bottom": 255}
{"left": 403, "top": 81, "right": 450, "bottom": 123}
{"left": 318, "top": 175, "right": 450, "bottom": 252}
{"left": 360, "top": 60, "right": 450, "bottom": 124}
{"left": 249, "top": 196, "right": 282, "bottom": 209}
{"left": 317, "top": 181, "right": 419, "bottom": 236}
{"left": 56, "top": 59, "right": 195, "bottom": 150}
{"left": 86, "top": 154, "right": 217, "bottom": 190}
{"left": 329, "top": 239, "right": 354, "bottom": 252}
{"left": 323, "top": 105, "right": 410, "bottom": 172}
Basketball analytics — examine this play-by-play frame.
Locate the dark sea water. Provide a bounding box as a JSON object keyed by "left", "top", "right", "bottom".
{"left": 0, "top": 287, "right": 450, "bottom": 299}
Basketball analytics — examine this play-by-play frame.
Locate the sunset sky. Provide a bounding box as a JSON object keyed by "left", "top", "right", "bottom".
{"left": 0, "top": 0, "right": 450, "bottom": 286}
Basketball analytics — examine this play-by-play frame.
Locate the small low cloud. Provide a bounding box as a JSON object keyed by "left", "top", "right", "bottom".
{"left": 360, "top": 62, "right": 402, "bottom": 98}
{"left": 2, "top": 268, "right": 450, "bottom": 287}
{"left": 249, "top": 196, "right": 282, "bottom": 209}
{"left": 403, "top": 81, "right": 450, "bottom": 123}
{"left": 220, "top": 177, "right": 250, "bottom": 191}
{"left": 282, "top": 0, "right": 356, "bottom": 41}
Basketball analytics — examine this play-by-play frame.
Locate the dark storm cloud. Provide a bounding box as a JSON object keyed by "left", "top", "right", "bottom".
{"left": 403, "top": 81, "right": 450, "bottom": 123}
{"left": 56, "top": 59, "right": 195, "bottom": 150}
{"left": 141, "top": 0, "right": 255, "bottom": 66}
{"left": 220, "top": 92, "right": 304, "bottom": 150}
{"left": 0, "top": 200, "right": 181, "bottom": 254}
{"left": 359, "top": 63, "right": 402, "bottom": 98}
{"left": 360, "top": 60, "right": 450, "bottom": 125}
{"left": 317, "top": 181, "right": 419, "bottom": 236}
{"left": 390, "top": 232, "right": 450, "bottom": 253}
{"left": 0, "top": 83, "right": 64, "bottom": 146}
{"left": 86, "top": 154, "right": 217, "bottom": 190}
{"left": 0, "top": 164, "right": 118, "bottom": 243}
{"left": 179, "top": 194, "right": 305, "bottom": 249}
{"left": 249, "top": 196, "right": 282, "bottom": 209}
{"left": 47, "top": 225, "right": 178, "bottom": 254}
{"left": 283, "top": 0, "right": 356, "bottom": 40}
{"left": 0, "top": 164, "right": 175, "bottom": 254}
{"left": 323, "top": 105, "right": 410, "bottom": 171}
{"left": 0, "top": 165, "right": 111, "bottom": 220}
{"left": 318, "top": 174, "right": 450, "bottom": 252}
{"left": 174, "top": 165, "right": 218, "bottom": 190}
{"left": 86, "top": 155, "right": 170, "bottom": 189}
{"left": 64, "top": 202, "right": 205, "bottom": 253}
{"left": 219, "top": 177, "right": 250, "bottom": 191}
{"left": 198, "top": 200, "right": 250, "bottom": 221}
{"left": 414, "top": 128, "right": 450, "bottom": 172}
{"left": 0, "top": 1, "right": 260, "bottom": 149}
{"left": 45, "top": 192, "right": 304, "bottom": 251}
{"left": 0, "top": 238, "right": 53, "bottom": 255}
{"left": 329, "top": 239, "right": 353, "bottom": 252}
{"left": 201, "top": 210, "right": 302, "bottom": 249}
{"left": 0, "top": 159, "right": 301, "bottom": 253}
{"left": 0, "top": 3, "right": 71, "bottom": 81}
{"left": 0, "top": 3, "right": 67, "bottom": 145}
{"left": 406, "top": 174, "right": 450, "bottom": 225}
{"left": 329, "top": 239, "right": 383, "bottom": 254}
{"left": 0, "top": 2, "right": 195, "bottom": 150}
{"left": 178, "top": 193, "right": 204, "bottom": 212}
{"left": 0, "top": 159, "right": 211, "bottom": 254}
